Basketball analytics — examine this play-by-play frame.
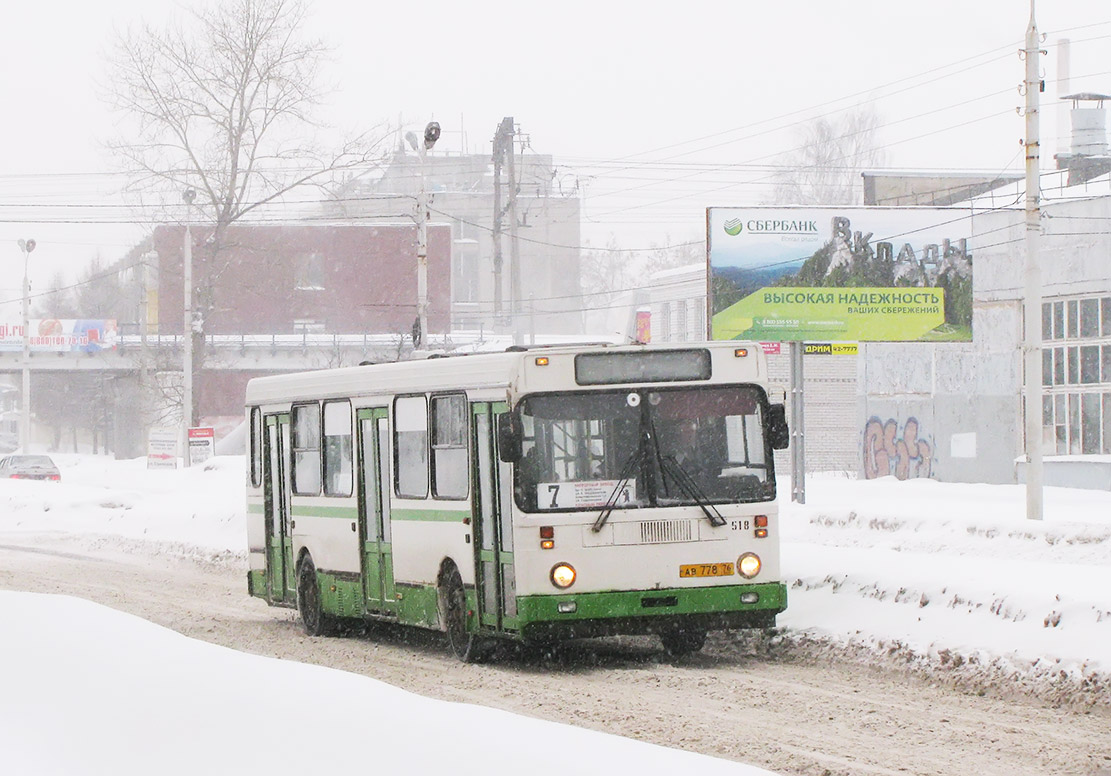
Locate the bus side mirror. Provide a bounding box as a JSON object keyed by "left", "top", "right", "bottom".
{"left": 497, "top": 413, "right": 522, "bottom": 463}
{"left": 768, "top": 404, "right": 790, "bottom": 450}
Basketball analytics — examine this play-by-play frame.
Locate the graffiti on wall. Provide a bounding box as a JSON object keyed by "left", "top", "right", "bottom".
{"left": 863, "top": 416, "right": 933, "bottom": 480}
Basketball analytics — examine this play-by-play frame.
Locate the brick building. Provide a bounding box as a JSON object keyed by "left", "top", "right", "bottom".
{"left": 149, "top": 221, "right": 451, "bottom": 422}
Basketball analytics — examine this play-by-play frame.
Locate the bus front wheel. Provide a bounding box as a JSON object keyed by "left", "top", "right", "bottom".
{"left": 660, "top": 625, "right": 707, "bottom": 658}
{"left": 297, "top": 555, "right": 335, "bottom": 637}
{"left": 442, "top": 565, "right": 489, "bottom": 663}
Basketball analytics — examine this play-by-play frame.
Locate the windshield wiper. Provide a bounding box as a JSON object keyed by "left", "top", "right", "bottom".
{"left": 660, "top": 455, "right": 726, "bottom": 527}
{"left": 591, "top": 443, "right": 643, "bottom": 533}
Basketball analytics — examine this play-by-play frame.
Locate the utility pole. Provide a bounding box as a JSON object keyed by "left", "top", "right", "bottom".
{"left": 506, "top": 122, "right": 522, "bottom": 344}
{"left": 182, "top": 188, "right": 195, "bottom": 468}
{"left": 411, "top": 121, "right": 441, "bottom": 349}
{"left": 140, "top": 251, "right": 156, "bottom": 447}
{"left": 1023, "top": 0, "right": 1044, "bottom": 520}
{"left": 16, "top": 238, "right": 36, "bottom": 452}
{"left": 492, "top": 117, "right": 514, "bottom": 321}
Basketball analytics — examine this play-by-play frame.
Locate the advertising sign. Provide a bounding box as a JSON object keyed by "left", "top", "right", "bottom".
{"left": 708, "top": 208, "right": 974, "bottom": 342}
{"left": 188, "top": 427, "right": 216, "bottom": 466}
{"left": 147, "top": 427, "right": 179, "bottom": 470}
{"left": 0, "top": 319, "right": 118, "bottom": 353}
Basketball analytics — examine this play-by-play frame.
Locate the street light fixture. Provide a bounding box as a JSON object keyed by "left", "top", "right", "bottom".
{"left": 16, "top": 238, "right": 36, "bottom": 452}
{"left": 408, "top": 121, "right": 440, "bottom": 349}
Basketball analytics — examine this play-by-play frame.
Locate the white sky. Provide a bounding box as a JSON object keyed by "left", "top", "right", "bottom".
{"left": 0, "top": 0, "right": 1108, "bottom": 289}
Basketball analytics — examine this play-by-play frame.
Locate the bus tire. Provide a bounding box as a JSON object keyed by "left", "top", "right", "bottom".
{"left": 660, "top": 625, "right": 707, "bottom": 657}
{"left": 442, "top": 565, "right": 488, "bottom": 663}
{"left": 297, "top": 555, "right": 335, "bottom": 637}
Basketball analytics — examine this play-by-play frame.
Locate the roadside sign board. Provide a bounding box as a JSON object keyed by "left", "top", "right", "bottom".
{"left": 147, "top": 428, "right": 179, "bottom": 469}
{"left": 708, "top": 207, "right": 974, "bottom": 342}
{"left": 188, "top": 427, "right": 215, "bottom": 466}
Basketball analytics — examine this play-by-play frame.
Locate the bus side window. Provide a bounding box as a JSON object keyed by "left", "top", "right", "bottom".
{"left": 430, "top": 394, "right": 468, "bottom": 499}
{"left": 292, "top": 403, "right": 321, "bottom": 495}
{"left": 249, "top": 406, "right": 262, "bottom": 487}
{"left": 394, "top": 395, "right": 429, "bottom": 498}
{"left": 322, "top": 400, "right": 353, "bottom": 497}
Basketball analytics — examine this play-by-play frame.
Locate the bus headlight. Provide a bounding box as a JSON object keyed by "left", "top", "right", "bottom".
{"left": 737, "top": 553, "right": 761, "bottom": 579}
{"left": 550, "top": 563, "right": 577, "bottom": 589}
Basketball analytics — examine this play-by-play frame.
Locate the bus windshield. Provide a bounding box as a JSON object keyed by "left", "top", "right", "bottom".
{"left": 514, "top": 385, "right": 774, "bottom": 513}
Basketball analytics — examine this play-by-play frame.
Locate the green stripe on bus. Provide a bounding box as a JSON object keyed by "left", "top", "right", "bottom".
{"left": 291, "top": 505, "right": 359, "bottom": 519}
{"left": 247, "top": 503, "right": 264, "bottom": 514}
{"left": 390, "top": 508, "right": 470, "bottom": 522}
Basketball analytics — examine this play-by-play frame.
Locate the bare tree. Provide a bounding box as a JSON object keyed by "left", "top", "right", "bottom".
{"left": 104, "top": 0, "right": 388, "bottom": 421}
{"left": 772, "top": 106, "right": 885, "bottom": 206}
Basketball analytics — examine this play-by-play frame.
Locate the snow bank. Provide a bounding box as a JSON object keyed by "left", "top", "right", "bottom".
{"left": 0, "top": 591, "right": 772, "bottom": 776}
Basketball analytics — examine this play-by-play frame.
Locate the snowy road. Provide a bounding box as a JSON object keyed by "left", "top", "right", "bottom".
{"left": 1, "top": 536, "right": 1107, "bottom": 776}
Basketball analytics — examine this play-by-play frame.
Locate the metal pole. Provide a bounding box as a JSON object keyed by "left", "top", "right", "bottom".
{"left": 506, "top": 120, "right": 521, "bottom": 344}
{"left": 140, "top": 252, "right": 153, "bottom": 445}
{"left": 417, "top": 144, "right": 428, "bottom": 349}
{"left": 18, "top": 240, "right": 34, "bottom": 452}
{"left": 1023, "top": 0, "right": 1043, "bottom": 519}
{"left": 790, "top": 341, "right": 806, "bottom": 504}
{"left": 182, "top": 230, "right": 193, "bottom": 468}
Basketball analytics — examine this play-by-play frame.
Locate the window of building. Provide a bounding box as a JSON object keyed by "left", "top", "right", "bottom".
{"left": 322, "top": 400, "right": 352, "bottom": 497}
{"left": 1081, "top": 346, "right": 1101, "bottom": 384}
{"left": 452, "top": 239, "right": 480, "bottom": 303}
{"left": 295, "top": 252, "right": 325, "bottom": 290}
{"left": 1052, "top": 301, "right": 1065, "bottom": 339}
{"left": 1103, "top": 297, "right": 1111, "bottom": 337}
{"left": 1081, "top": 298, "right": 1100, "bottom": 338}
{"left": 431, "top": 394, "right": 468, "bottom": 499}
{"left": 659, "top": 302, "right": 671, "bottom": 341}
{"left": 676, "top": 302, "right": 689, "bottom": 343}
{"left": 1067, "top": 300, "right": 1079, "bottom": 339}
{"left": 292, "top": 403, "right": 321, "bottom": 495}
{"left": 394, "top": 395, "right": 428, "bottom": 498}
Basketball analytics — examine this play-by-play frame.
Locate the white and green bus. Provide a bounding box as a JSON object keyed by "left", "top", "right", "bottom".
{"left": 245, "top": 341, "right": 789, "bottom": 661}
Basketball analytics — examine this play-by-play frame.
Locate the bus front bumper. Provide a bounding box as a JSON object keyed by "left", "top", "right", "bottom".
{"left": 516, "top": 581, "right": 786, "bottom": 642}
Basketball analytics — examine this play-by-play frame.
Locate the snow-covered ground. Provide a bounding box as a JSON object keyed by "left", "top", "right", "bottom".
{"left": 1, "top": 454, "right": 1109, "bottom": 774}
{"left": 780, "top": 473, "right": 1111, "bottom": 703}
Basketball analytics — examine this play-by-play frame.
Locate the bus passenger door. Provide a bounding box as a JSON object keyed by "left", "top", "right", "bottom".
{"left": 263, "top": 414, "right": 296, "bottom": 604}
{"left": 472, "top": 403, "right": 518, "bottom": 632}
{"left": 357, "top": 408, "right": 396, "bottom": 616}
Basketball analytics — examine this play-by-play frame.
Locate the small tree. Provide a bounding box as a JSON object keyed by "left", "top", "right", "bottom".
{"left": 105, "top": 0, "right": 387, "bottom": 422}
{"left": 772, "top": 106, "right": 885, "bottom": 206}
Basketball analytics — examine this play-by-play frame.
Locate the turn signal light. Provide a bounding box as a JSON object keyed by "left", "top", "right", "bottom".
{"left": 734, "top": 348, "right": 749, "bottom": 358}
{"left": 540, "top": 526, "right": 555, "bottom": 549}
{"left": 754, "top": 528, "right": 768, "bottom": 539}
{"left": 754, "top": 515, "right": 768, "bottom": 527}
{"left": 535, "top": 356, "right": 549, "bottom": 366}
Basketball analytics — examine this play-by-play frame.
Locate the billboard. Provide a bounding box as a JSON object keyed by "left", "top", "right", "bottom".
{"left": 708, "top": 207, "right": 974, "bottom": 342}
{"left": 0, "top": 320, "right": 118, "bottom": 353}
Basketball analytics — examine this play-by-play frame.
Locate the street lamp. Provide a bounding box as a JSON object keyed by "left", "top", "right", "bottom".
{"left": 182, "top": 188, "right": 196, "bottom": 467}
{"left": 407, "top": 121, "right": 440, "bottom": 349}
{"left": 16, "top": 238, "right": 36, "bottom": 452}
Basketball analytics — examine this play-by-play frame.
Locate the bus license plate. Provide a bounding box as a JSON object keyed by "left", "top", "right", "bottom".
{"left": 679, "top": 562, "right": 735, "bottom": 578}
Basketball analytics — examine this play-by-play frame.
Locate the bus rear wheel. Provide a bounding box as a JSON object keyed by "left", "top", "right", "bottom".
{"left": 442, "top": 565, "right": 489, "bottom": 663}
{"left": 660, "top": 625, "right": 707, "bottom": 657}
{"left": 297, "top": 555, "right": 335, "bottom": 637}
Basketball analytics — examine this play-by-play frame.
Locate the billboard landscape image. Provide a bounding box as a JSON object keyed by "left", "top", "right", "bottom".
{"left": 709, "top": 207, "right": 974, "bottom": 343}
